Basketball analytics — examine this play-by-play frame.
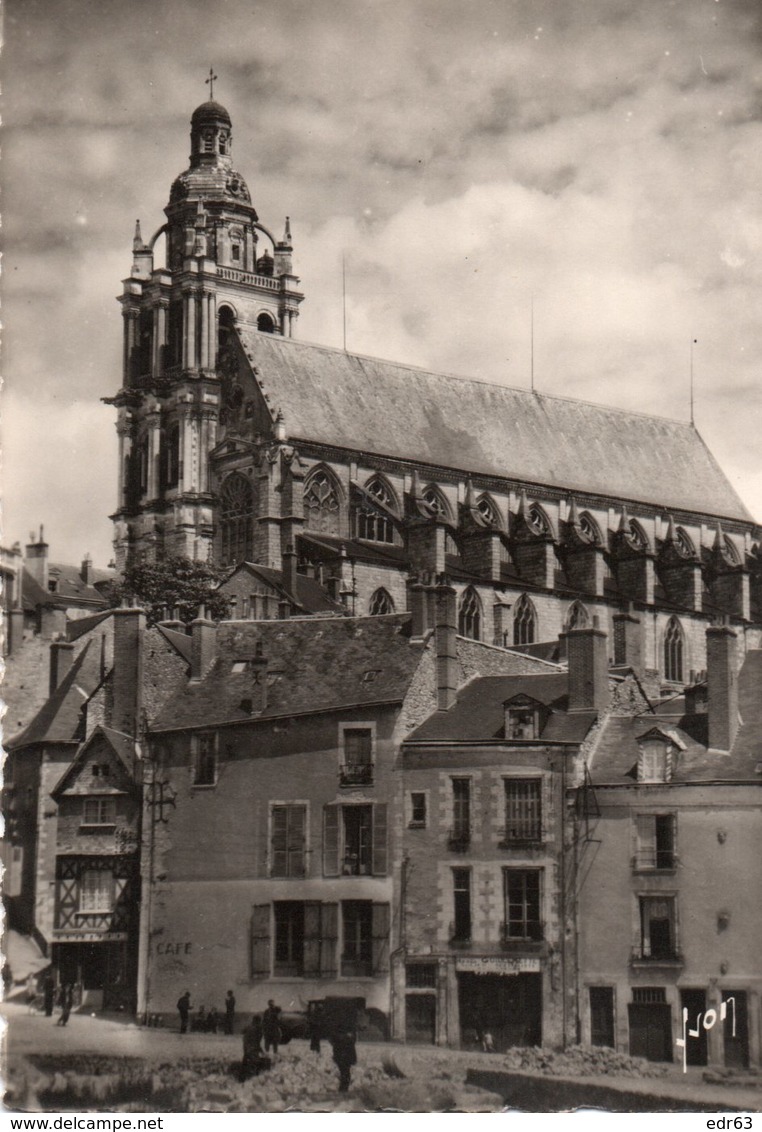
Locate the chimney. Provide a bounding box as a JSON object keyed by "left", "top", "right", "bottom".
{"left": 112, "top": 605, "right": 146, "bottom": 737}
{"left": 25, "top": 525, "right": 49, "bottom": 590}
{"left": 434, "top": 579, "right": 458, "bottom": 711}
{"left": 190, "top": 607, "right": 217, "bottom": 680}
{"left": 49, "top": 640, "right": 75, "bottom": 694}
{"left": 706, "top": 624, "right": 739, "bottom": 752}
{"left": 409, "top": 582, "right": 429, "bottom": 639}
{"left": 157, "top": 608, "right": 187, "bottom": 633}
{"left": 612, "top": 607, "right": 643, "bottom": 675}
{"left": 80, "top": 553, "right": 93, "bottom": 586}
{"left": 566, "top": 622, "right": 610, "bottom": 713}
{"left": 282, "top": 543, "right": 298, "bottom": 601}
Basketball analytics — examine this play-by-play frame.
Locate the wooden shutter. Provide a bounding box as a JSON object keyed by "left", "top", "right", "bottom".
{"left": 636, "top": 814, "right": 656, "bottom": 868}
{"left": 250, "top": 904, "right": 271, "bottom": 978}
{"left": 372, "top": 803, "right": 388, "bottom": 876}
{"left": 303, "top": 901, "right": 322, "bottom": 977}
{"left": 323, "top": 804, "right": 340, "bottom": 876}
{"left": 290, "top": 805, "right": 307, "bottom": 877}
{"left": 320, "top": 902, "right": 339, "bottom": 978}
{"left": 371, "top": 902, "right": 391, "bottom": 973}
{"left": 271, "top": 806, "right": 289, "bottom": 876}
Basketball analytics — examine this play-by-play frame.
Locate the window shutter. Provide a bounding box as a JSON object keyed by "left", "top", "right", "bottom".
{"left": 271, "top": 807, "right": 288, "bottom": 876}
{"left": 303, "top": 901, "right": 322, "bottom": 977}
{"left": 290, "top": 805, "right": 307, "bottom": 877}
{"left": 371, "top": 902, "right": 391, "bottom": 973}
{"left": 323, "top": 804, "right": 340, "bottom": 877}
{"left": 372, "top": 803, "right": 388, "bottom": 876}
{"left": 636, "top": 815, "right": 656, "bottom": 868}
{"left": 320, "top": 902, "right": 339, "bottom": 978}
{"left": 250, "top": 904, "right": 271, "bottom": 979}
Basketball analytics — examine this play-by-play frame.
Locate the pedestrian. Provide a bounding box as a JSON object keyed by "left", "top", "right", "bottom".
{"left": 206, "top": 1006, "right": 219, "bottom": 1034}
{"left": 57, "top": 985, "right": 73, "bottom": 1027}
{"left": 177, "top": 990, "right": 191, "bottom": 1034}
{"left": 481, "top": 1030, "right": 495, "bottom": 1053}
{"left": 225, "top": 989, "right": 236, "bottom": 1035}
{"left": 240, "top": 1015, "right": 270, "bottom": 1081}
{"left": 26, "top": 973, "right": 37, "bottom": 1013}
{"left": 262, "top": 999, "right": 282, "bottom": 1055}
{"left": 330, "top": 1027, "right": 357, "bottom": 1093}
{"left": 308, "top": 1005, "right": 323, "bottom": 1055}
{"left": 2, "top": 962, "right": 12, "bottom": 997}
{"left": 43, "top": 973, "right": 55, "bottom": 1018}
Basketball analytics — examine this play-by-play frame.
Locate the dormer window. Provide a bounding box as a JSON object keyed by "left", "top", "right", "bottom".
{"left": 636, "top": 728, "right": 684, "bottom": 783}
{"left": 504, "top": 695, "right": 544, "bottom": 740}
{"left": 48, "top": 579, "right": 58, "bottom": 593}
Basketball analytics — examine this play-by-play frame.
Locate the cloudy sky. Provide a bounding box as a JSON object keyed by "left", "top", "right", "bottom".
{"left": 4, "top": 0, "right": 762, "bottom": 566}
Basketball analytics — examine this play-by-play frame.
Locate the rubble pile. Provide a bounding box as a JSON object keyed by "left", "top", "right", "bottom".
{"left": 493, "top": 1044, "right": 669, "bottom": 1079}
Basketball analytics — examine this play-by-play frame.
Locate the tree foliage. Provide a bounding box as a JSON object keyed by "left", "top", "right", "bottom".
{"left": 110, "top": 556, "right": 231, "bottom": 626}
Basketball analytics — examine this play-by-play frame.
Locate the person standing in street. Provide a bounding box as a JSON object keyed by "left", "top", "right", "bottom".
{"left": 262, "top": 999, "right": 282, "bottom": 1055}
{"left": 43, "top": 974, "right": 55, "bottom": 1018}
{"left": 57, "top": 985, "right": 73, "bottom": 1026}
{"left": 330, "top": 1027, "right": 357, "bottom": 1093}
{"left": 225, "top": 990, "right": 236, "bottom": 1035}
{"left": 177, "top": 990, "right": 191, "bottom": 1034}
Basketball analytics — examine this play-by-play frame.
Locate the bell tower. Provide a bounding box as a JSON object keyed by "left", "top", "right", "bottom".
{"left": 108, "top": 86, "right": 304, "bottom": 572}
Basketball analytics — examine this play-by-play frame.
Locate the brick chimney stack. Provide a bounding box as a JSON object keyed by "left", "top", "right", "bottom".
{"left": 706, "top": 624, "right": 739, "bottom": 752}
{"left": 25, "top": 525, "right": 49, "bottom": 591}
{"left": 612, "top": 606, "right": 643, "bottom": 675}
{"left": 190, "top": 607, "right": 217, "bottom": 681}
{"left": 111, "top": 605, "right": 146, "bottom": 737}
{"left": 282, "top": 543, "right": 298, "bottom": 602}
{"left": 566, "top": 622, "right": 610, "bottom": 714}
{"left": 80, "top": 553, "right": 93, "bottom": 586}
{"left": 435, "top": 578, "right": 458, "bottom": 711}
{"left": 251, "top": 640, "right": 268, "bottom": 713}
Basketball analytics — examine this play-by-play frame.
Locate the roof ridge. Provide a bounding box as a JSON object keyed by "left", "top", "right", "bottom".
{"left": 253, "top": 330, "right": 700, "bottom": 431}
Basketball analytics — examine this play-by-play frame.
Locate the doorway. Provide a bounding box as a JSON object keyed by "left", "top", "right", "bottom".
{"left": 680, "top": 988, "right": 708, "bottom": 1066}
{"left": 723, "top": 991, "right": 749, "bottom": 1069}
{"left": 457, "top": 972, "right": 541, "bottom": 1051}
{"left": 405, "top": 994, "right": 436, "bottom": 1044}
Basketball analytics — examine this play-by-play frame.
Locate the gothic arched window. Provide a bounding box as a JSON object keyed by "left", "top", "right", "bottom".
{"left": 527, "top": 504, "right": 551, "bottom": 537}
{"left": 304, "top": 469, "right": 342, "bottom": 537}
{"left": 357, "top": 478, "right": 396, "bottom": 544}
{"left": 219, "top": 473, "right": 254, "bottom": 566}
{"left": 513, "top": 594, "right": 537, "bottom": 646}
{"left": 458, "top": 586, "right": 482, "bottom": 641}
{"left": 423, "top": 486, "right": 450, "bottom": 520}
{"left": 565, "top": 600, "right": 590, "bottom": 632}
{"left": 664, "top": 617, "right": 684, "bottom": 683}
{"left": 578, "top": 512, "right": 602, "bottom": 545}
{"left": 477, "top": 494, "right": 500, "bottom": 527}
{"left": 369, "top": 588, "right": 394, "bottom": 616}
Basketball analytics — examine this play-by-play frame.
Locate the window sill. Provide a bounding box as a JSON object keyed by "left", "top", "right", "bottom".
{"left": 79, "top": 824, "right": 117, "bottom": 833}
{"left": 631, "top": 866, "right": 677, "bottom": 876}
{"left": 408, "top": 821, "right": 426, "bottom": 829}
{"left": 191, "top": 783, "right": 218, "bottom": 790}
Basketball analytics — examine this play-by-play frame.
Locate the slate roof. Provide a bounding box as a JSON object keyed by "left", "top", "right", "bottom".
{"left": 22, "top": 563, "right": 110, "bottom": 610}
{"left": 151, "top": 613, "right": 424, "bottom": 733}
{"left": 238, "top": 330, "right": 754, "bottom": 523}
{"left": 407, "top": 672, "right": 596, "bottom": 744}
{"left": 589, "top": 649, "right": 762, "bottom": 783}
{"left": 221, "top": 560, "right": 345, "bottom": 614}
{"left": 5, "top": 641, "right": 99, "bottom": 750}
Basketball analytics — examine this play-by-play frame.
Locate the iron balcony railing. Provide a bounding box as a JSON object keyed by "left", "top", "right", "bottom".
{"left": 339, "top": 762, "right": 374, "bottom": 786}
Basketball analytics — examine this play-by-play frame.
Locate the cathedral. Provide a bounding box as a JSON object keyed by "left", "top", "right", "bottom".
{"left": 109, "top": 93, "right": 761, "bottom": 685}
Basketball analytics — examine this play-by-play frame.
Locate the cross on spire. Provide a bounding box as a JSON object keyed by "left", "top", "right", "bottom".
{"left": 205, "top": 68, "right": 218, "bottom": 99}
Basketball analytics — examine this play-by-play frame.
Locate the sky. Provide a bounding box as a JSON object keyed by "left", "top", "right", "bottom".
{"left": 3, "top": 0, "right": 762, "bottom": 567}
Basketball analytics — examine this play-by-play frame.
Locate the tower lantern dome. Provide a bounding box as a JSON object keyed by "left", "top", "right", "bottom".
{"left": 169, "top": 97, "right": 253, "bottom": 208}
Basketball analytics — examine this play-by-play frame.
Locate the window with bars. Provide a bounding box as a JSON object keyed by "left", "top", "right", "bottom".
{"left": 271, "top": 805, "right": 307, "bottom": 877}
{"left": 406, "top": 963, "right": 437, "bottom": 988}
{"left": 458, "top": 587, "right": 481, "bottom": 641}
{"left": 193, "top": 732, "right": 218, "bottom": 787}
{"left": 80, "top": 869, "right": 115, "bottom": 913}
{"left": 503, "top": 779, "right": 542, "bottom": 843}
{"left": 82, "top": 798, "right": 116, "bottom": 826}
{"left": 634, "top": 814, "right": 676, "bottom": 870}
{"left": 632, "top": 986, "right": 666, "bottom": 1004}
{"left": 503, "top": 869, "right": 543, "bottom": 941}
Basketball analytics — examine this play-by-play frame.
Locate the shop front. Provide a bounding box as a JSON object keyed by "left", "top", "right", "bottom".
{"left": 456, "top": 956, "right": 542, "bottom": 1050}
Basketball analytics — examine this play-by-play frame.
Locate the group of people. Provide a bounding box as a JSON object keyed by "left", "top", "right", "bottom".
{"left": 241, "top": 1000, "right": 357, "bottom": 1093}
{"left": 176, "top": 989, "right": 238, "bottom": 1036}
{"left": 25, "top": 972, "right": 74, "bottom": 1026}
